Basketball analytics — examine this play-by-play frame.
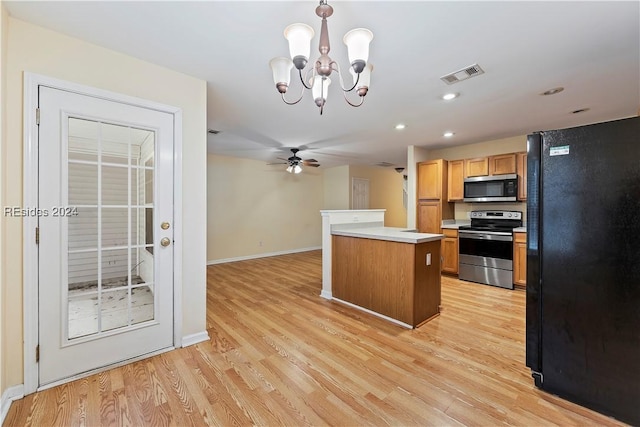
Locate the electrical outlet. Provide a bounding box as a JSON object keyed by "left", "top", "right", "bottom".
{"left": 353, "top": 216, "right": 359, "bottom": 222}
{"left": 426, "top": 253, "right": 431, "bottom": 265}
{"left": 259, "top": 241, "right": 263, "bottom": 247}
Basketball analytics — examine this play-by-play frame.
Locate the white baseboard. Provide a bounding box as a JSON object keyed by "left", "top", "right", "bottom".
{"left": 207, "top": 246, "right": 321, "bottom": 265}
{"left": 182, "top": 331, "right": 210, "bottom": 347}
{"left": 1, "top": 384, "right": 25, "bottom": 425}
{"left": 320, "top": 289, "right": 333, "bottom": 300}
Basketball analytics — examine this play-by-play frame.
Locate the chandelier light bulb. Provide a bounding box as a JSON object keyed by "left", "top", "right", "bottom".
{"left": 343, "top": 28, "right": 374, "bottom": 73}
{"left": 269, "top": 57, "right": 294, "bottom": 93}
{"left": 312, "top": 76, "right": 331, "bottom": 107}
{"left": 284, "top": 23, "right": 315, "bottom": 70}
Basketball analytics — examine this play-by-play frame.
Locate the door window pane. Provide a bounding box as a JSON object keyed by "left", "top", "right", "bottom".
{"left": 66, "top": 117, "right": 156, "bottom": 340}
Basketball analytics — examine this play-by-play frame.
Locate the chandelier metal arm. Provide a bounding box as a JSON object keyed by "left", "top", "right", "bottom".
{"left": 282, "top": 68, "right": 314, "bottom": 105}
{"left": 298, "top": 68, "right": 313, "bottom": 90}
{"left": 330, "top": 61, "right": 360, "bottom": 92}
{"left": 342, "top": 90, "right": 366, "bottom": 108}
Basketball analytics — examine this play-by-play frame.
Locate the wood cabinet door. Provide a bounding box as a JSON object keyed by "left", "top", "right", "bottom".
{"left": 513, "top": 233, "right": 527, "bottom": 286}
{"left": 441, "top": 235, "right": 458, "bottom": 274}
{"left": 489, "top": 153, "right": 517, "bottom": 175}
{"left": 447, "top": 160, "right": 464, "bottom": 201}
{"left": 517, "top": 152, "right": 527, "bottom": 200}
{"left": 417, "top": 201, "right": 441, "bottom": 234}
{"left": 418, "top": 160, "right": 441, "bottom": 200}
{"left": 465, "top": 157, "right": 489, "bottom": 177}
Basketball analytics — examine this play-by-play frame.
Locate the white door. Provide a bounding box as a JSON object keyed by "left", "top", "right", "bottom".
{"left": 352, "top": 177, "right": 370, "bottom": 209}
{"left": 38, "top": 86, "right": 174, "bottom": 386}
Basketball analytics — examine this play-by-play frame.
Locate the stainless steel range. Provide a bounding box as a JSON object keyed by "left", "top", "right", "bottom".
{"left": 458, "top": 210, "right": 523, "bottom": 289}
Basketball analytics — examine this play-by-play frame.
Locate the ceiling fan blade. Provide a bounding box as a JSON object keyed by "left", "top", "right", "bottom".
{"left": 276, "top": 157, "right": 289, "bottom": 161}
{"left": 267, "top": 162, "right": 287, "bottom": 165}
{"left": 303, "top": 159, "right": 318, "bottom": 163}
{"left": 304, "top": 163, "right": 320, "bottom": 167}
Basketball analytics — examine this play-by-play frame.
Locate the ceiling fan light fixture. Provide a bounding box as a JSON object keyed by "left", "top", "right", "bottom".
{"left": 269, "top": 0, "right": 373, "bottom": 115}
{"left": 293, "top": 164, "right": 303, "bottom": 174}
{"left": 286, "top": 165, "right": 294, "bottom": 173}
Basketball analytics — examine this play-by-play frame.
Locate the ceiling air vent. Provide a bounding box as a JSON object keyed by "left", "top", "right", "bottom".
{"left": 440, "top": 64, "right": 485, "bottom": 85}
{"left": 375, "top": 162, "right": 394, "bottom": 167}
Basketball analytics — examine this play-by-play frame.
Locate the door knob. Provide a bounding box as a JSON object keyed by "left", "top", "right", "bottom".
{"left": 161, "top": 221, "right": 170, "bottom": 230}
{"left": 160, "top": 237, "right": 171, "bottom": 247}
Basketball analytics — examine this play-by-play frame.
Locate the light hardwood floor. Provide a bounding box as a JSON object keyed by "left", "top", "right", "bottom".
{"left": 5, "top": 250, "right": 627, "bottom": 426}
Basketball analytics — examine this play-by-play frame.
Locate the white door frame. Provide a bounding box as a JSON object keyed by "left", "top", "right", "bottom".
{"left": 23, "top": 72, "right": 184, "bottom": 394}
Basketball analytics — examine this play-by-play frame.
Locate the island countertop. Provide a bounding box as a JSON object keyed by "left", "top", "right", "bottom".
{"left": 331, "top": 226, "right": 444, "bottom": 244}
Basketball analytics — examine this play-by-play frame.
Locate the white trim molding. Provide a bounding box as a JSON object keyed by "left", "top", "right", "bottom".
{"left": 181, "top": 331, "right": 210, "bottom": 347}
{"left": 23, "top": 72, "right": 184, "bottom": 394}
{"left": 207, "top": 246, "right": 321, "bottom": 265}
{"left": 1, "top": 384, "right": 25, "bottom": 424}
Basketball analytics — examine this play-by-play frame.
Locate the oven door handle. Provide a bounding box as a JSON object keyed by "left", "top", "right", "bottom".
{"left": 459, "top": 232, "right": 513, "bottom": 242}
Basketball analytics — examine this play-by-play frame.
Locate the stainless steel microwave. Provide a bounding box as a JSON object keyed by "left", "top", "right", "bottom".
{"left": 463, "top": 174, "right": 518, "bottom": 202}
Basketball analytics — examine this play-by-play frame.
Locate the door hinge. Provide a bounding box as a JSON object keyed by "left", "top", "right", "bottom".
{"left": 36, "top": 108, "right": 40, "bottom": 125}
{"left": 35, "top": 227, "right": 40, "bottom": 244}
{"left": 36, "top": 345, "right": 40, "bottom": 363}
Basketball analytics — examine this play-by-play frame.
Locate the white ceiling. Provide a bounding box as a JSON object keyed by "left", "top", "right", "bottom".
{"left": 6, "top": 1, "right": 639, "bottom": 169}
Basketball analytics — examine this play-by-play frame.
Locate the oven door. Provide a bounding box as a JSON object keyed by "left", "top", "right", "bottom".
{"left": 458, "top": 231, "right": 513, "bottom": 270}
{"left": 458, "top": 231, "right": 514, "bottom": 288}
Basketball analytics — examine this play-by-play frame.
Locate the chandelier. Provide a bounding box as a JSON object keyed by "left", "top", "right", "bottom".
{"left": 269, "top": 0, "right": 373, "bottom": 115}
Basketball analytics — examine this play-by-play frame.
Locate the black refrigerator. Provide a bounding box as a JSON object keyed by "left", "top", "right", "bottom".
{"left": 526, "top": 116, "right": 640, "bottom": 425}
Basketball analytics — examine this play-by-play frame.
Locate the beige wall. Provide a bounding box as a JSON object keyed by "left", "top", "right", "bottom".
{"left": 3, "top": 17, "right": 207, "bottom": 389}
{"left": 428, "top": 135, "right": 526, "bottom": 160}
{"left": 348, "top": 165, "right": 406, "bottom": 228}
{"left": 322, "top": 165, "right": 350, "bottom": 210}
{"left": 207, "top": 154, "right": 323, "bottom": 262}
{"left": 1, "top": 2, "right": 7, "bottom": 395}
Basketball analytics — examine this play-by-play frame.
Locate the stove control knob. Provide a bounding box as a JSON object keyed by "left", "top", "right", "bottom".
{"left": 508, "top": 213, "right": 512, "bottom": 217}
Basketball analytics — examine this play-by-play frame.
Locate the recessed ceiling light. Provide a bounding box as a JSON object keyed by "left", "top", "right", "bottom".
{"left": 395, "top": 123, "right": 406, "bottom": 130}
{"left": 541, "top": 87, "right": 564, "bottom": 96}
{"left": 572, "top": 108, "right": 590, "bottom": 114}
{"left": 442, "top": 93, "right": 459, "bottom": 101}
{"left": 443, "top": 131, "right": 455, "bottom": 137}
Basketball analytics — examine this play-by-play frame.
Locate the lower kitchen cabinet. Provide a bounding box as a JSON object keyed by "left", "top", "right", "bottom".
{"left": 441, "top": 228, "right": 458, "bottom": 275}
{"left": 513, "top": 231, "right": 527, "bottom": 287}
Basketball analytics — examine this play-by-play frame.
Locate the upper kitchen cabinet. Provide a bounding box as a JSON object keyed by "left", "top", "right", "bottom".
{"left": 489, "top": 153, "right": 517, "bottom": 175}
{"left": 417, "top": 159, "right": 453, "bottom": 234}
{"left": 418, "top": 159, "right": 447, "bottom": 200}
{"left": 517, "top": 152, "right": 527, "bottom": 200}
{"left": 447, "top": 160, "right": 464, "bottom": 202}
{"left": 465, "top": 157, "right": 489, "bottom": 177}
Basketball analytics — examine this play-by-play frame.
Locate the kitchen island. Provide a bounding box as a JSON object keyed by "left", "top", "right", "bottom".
{"left": 331, "top": 226, "right": 443, "bottom": 329}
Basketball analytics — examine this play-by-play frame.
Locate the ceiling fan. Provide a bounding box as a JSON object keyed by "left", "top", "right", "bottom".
{"left": 268, "top": 148, "right": 320, "bottom": 174}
